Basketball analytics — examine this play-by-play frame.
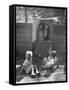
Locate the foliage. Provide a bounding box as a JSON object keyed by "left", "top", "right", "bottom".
{"left": 16, "top": 6, "right": 66, "bottom": 23}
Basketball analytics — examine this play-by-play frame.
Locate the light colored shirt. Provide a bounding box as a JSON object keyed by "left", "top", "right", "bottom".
{"left": 23, "top": 59, "right": 33, "bottom": 73}
{"left": 44, "top": 56, "right": 58, "bottom": 68}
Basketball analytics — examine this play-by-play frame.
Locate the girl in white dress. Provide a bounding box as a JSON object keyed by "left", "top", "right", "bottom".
{"left": 20, "top": 51, "right": 40, "bottom": 78}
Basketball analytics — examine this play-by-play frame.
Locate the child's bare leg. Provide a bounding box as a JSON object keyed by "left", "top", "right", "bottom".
{"left": 34, "top": 65, "right": 38, "bottom": 73}
{"left": 30, "top": 65, "right": 36, "bottom": 78}
{"left": 34, "top": 65, "right": 40, "bottom": 77}
{"left": 31, "top": 65, "right": 36, "bottom": 75}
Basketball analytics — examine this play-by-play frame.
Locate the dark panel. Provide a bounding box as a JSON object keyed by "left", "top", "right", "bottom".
{"left": 16, "top": 23, "right": 32, "bottom": 56}
{"left": 35, "top": 41, "right": 52, "bottom": 57}
{"left": 52, "top": 24, "right": 66, "bottom": 64}
{"left": 53, "top": 24, "right": 66, "bottom": 52}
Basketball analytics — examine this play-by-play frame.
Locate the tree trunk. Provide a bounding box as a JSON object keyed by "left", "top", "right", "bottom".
{"left": 24, "top": 7, "right": 27, "bottom": 22}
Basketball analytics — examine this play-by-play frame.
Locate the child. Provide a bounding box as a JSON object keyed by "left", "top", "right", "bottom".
{"left": 41, "top": 50, "right": 58, "bottom": 77}
{"left": 44, "top": 50, "right": 58, "bottom": 70}
{"left": 20, "top": 51, "right": 40, "bottom": 78}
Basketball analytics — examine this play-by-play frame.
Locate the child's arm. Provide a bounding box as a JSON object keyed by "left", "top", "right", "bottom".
{"left": 49, "top": 45, "right": 52, "bottom": 57}
{"left": 20, "top": 60, "right": 27, "bottom": 73}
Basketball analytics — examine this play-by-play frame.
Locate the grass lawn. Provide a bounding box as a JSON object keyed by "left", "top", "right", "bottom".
{"left": 16, "top": 64, "right": 66, "bottom": 83}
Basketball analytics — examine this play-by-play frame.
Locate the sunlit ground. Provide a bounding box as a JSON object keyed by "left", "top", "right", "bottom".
{"left": 16, "top": 65, "right": 66, "bottom": 84}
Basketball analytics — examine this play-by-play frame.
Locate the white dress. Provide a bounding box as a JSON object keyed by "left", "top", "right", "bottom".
{"left": 44, "top": 56, "right": 58, "bottom": 68}
{"left": 23, "top": 60, "right": 33, "bottom": 74}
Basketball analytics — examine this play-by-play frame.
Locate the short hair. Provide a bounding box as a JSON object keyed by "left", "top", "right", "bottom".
{"left": 38, "top": 23, "right": 45, "bottom": 30}
{"left": 26, "top": 51, "right": 33, "bottom": 56}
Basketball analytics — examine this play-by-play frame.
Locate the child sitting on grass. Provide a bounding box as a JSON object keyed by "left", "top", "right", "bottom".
{"left": 45, "top": 50, "right": 58, "bottom": 70}
{"left": 40, "top": 50, "right": 58, "bottom": 77}
{"left": 20, "top": 51, "right": 40, "bottom": 78}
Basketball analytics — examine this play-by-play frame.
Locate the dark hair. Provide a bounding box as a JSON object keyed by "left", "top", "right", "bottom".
{"left": 38, "top": 23, "right": 45, "bottom": 30}
{"left": 51, "top": 52, "right": 56, "bottom": 58}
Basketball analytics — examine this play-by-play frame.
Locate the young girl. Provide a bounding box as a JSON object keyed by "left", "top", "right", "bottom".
{"left": 20, "top": 51, "right": 40, "bottom": 78}
{"left": 46, "top": 44, "right": 58, "bottom": 70}
{"left": 46, "top": 50, "right": 58, "bottom": 70}
{"left": 41, "top": 50, "right": 58, "bottom": 77}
